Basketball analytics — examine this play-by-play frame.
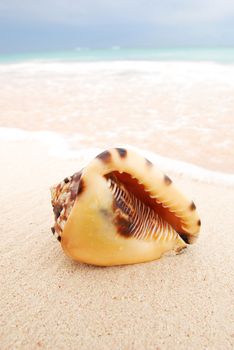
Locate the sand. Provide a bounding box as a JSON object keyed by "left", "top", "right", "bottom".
{"left": 0, "top": 139, "right": 234, "bottom": 350}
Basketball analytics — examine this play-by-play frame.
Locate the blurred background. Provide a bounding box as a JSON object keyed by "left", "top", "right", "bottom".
{"left": 0, "top": 0, "right": 234, "bottom": 178}
{"left": 1, "top": 0, "right": 234, "bottom": 52}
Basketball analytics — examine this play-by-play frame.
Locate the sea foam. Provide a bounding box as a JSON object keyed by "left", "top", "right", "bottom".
{"left": 0, "top": 127, "right": 233, "bottom": 187}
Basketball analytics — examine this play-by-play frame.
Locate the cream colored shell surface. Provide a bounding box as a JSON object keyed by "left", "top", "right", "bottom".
{"left": 51, "top": 148, "right": 201, "bottom": 266}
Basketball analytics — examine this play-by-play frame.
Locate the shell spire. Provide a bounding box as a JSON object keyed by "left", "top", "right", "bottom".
{"left": 50, "top": 148, "right": 201, "bottom": 266}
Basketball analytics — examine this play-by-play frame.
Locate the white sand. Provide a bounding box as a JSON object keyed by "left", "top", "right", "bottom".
{"left": 1, "top": 139, "right": 234, "bottom": 349}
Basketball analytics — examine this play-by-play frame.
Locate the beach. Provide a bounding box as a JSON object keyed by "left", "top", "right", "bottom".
{"left": 0, "top": 57, "right": 234, "bottom": 349}
{"left": 0, "top": 60, "right": 234, "bottom": 173}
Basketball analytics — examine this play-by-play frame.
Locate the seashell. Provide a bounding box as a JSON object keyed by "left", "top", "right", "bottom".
{"left": 50, "top": 148, "right": 201, "bottom": 266}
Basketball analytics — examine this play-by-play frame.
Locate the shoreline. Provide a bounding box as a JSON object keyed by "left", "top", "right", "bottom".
{"left": 1, "top": 60, "right": 233, "bottom": 174}
{"left": 1, "top": 47, "right": 234, "bottom": 64}
{"left": 0, "top": 127, "right": 234, "bottom": 185}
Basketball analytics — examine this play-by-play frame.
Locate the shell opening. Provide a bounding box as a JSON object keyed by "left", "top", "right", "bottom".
{"left": 105, "top": 171, "right": 183, "bottom": 242}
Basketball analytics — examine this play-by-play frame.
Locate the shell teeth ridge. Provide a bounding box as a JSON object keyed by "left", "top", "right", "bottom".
{"left": 143, "top": 180, "right": 198, "bottom": 227}
{"left": 108, "top": 172, "right": 198, "bottom": 242}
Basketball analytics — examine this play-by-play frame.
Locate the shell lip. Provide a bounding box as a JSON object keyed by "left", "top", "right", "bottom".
{"left": 104, "top": 170, "right": 200, "bottom": 244}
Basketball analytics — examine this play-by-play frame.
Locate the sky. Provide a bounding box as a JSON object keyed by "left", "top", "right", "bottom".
{"left": 0, "top": 0, "right": 234, "bottom": 53}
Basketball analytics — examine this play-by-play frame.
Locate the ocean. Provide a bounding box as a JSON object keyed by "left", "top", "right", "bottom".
{"left": 1, "top": 47, "right": 234, "bottom": 63}
{"left": 0, "top": 48, "right": 234, "bottom": 184}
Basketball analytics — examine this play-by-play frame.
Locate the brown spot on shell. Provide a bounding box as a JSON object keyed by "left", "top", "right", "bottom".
{"left": 64, "top": 177, "right": 70, "bottom": 184}
{"left": 100, "top": 208, "right": 112, "bottom": 220}
{"left": 77, "top": 178, "right": 85, "bottom": 196}
{"left": 164, "top": 175, "right": 172, "bottom": 185}
{"left": 116, "top": 148, "right": 127, "bottom": 158}
{"left": 53, "top": 204, "right": 63, "bottom": 219}
{"left": 57, "top": 236, "right": 61, "bottom": 242}
{"left": 96, "top": 150, "right": 111, "bottom": 163}
{"left": 116, "top": 216, "right": 132, "bottom": 237}
{"left": 179, "top": 233, "right": 190, "bottom": 244}
{"left": 54, "top": 222, "right": 62, "bottom": 235}
{"left": 72, "top": 171, "right": 82, "bottom": 182}
{"left": 70, "top": 171, "right": 82, "bottom": 200}
{"left": 70, "top": 184, "right": 79, "bottom": 200}
{"left": 190, "top": 201, "right": 196, "bottom": 210}
{"left": 197, "top": 219, "right": 201, "bottom": 226}
{"left": 51, "top": 226, "right": 55, "bottom": 234}
{"left": 145, "top": 158, "right": 153, "bottom": 167}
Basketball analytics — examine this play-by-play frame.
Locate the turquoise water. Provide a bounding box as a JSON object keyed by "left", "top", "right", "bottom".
{"left": 0, "top": 47, "right": 234, "bottom": 63}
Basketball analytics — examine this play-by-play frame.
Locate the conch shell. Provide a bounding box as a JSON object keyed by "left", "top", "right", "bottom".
{"left": 50, "top": 148, "right": 201, "bottom": 266}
